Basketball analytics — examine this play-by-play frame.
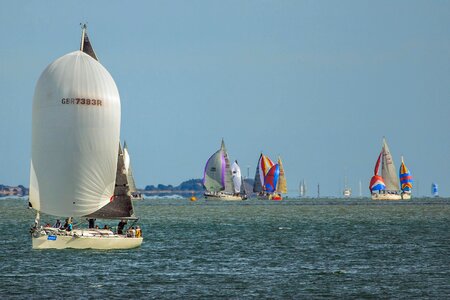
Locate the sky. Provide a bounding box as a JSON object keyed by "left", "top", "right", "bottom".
{"left": 1, "top": 1, "right": 449, "bottom": 197}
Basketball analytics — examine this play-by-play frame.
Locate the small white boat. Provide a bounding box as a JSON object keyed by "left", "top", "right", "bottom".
{"left": 29, "top": 25, "right": 143, "bottom": 249}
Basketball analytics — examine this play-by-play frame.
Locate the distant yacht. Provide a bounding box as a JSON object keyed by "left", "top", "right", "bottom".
{"left": 253, "top": 154, "right": 287, "bottom": 201}
{"left": 299, "top": 179, "right": 307, "bottom": 197}
{"left": 431, "top": 183, "right": 439, "bottom": 197}
{"left": 343, "top": 176, "right": 351, "bottom": 198}
{"left": 369, "top": 137, "right": 413, "bottom": 200}
{"left": 203, "top": 140, "right": 246, "bottom": 201}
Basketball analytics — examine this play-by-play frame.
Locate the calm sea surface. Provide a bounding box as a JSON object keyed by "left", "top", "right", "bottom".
{"left": 0, "top": 197, "right": 449, "bottom": 299}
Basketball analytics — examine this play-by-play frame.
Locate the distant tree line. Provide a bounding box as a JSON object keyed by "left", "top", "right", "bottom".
{"left": 144, "top": 179, "right": 204, "bottom": 192}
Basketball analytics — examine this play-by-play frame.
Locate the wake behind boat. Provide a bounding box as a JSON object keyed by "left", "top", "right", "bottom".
{"left": 29, "top": 25, "right": 142, "bottom": 249}
{"left": 369, "top": 138, "right": 413, "bottom": 200}
{"left": 203, "top": 140, "right": 247, "bottom": 201}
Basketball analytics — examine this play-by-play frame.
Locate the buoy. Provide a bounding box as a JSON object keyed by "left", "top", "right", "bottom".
{"left": 190, "top": 196, "right": 197, "bottom": 202}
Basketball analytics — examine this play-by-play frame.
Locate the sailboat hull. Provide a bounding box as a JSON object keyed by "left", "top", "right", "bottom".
{"left": 371, "top": 192, "right": 411, "bottom": 201}
{"left": 257, "top": 193, "right": 283, "bottom": 201}
{"left": 204, "top": 191, "right": 245, "bottom": 201}
{"left": 31, "top": 229, "right": 143, "bottom": 250}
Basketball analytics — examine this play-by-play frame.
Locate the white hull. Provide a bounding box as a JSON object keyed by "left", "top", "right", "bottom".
{"left": 371, "top": 192, "right": 411, "bottom": 201}
{"left": 32, "top": 229, "right": 143, "bottom": 250}
{"left": 204, "top": 191, "right": 245, "bottom": 201}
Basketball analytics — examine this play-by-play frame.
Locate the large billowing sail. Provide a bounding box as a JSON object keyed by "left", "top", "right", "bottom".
{"left": 264, "top": 164, "right": 280, "bottom": 193}
{"left": 203, "top": 140, "right": 235, "bottom": 193}
{"left": 29, "top": 50, "right": 121, "bottom": 217}
{"left": 381, "top": 138, "right": 400, "bottom": 191}
{"left": 276, "top": 157, "right": 287, "bottom": 194}
{"left": 399, "top": 157, "right": 412, "bottom": 193}
{"left": 370, "top": 175, "right": 386, "bottom": 192}
{"left": 253, "top": 153, "right": 275, "bottom": 192}
{"left": 231, "top": 160, "right": 242, "bottom": 194}
{"left": 369, "top": 151, "right": 386, "bottom": 192}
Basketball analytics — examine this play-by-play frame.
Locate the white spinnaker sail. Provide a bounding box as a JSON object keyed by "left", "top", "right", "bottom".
{"left": 231, "top": 161, "right": 242, "bottom": 194}
{"left": 30, "top": 51, "right": 121, "bottom": 217}
{"left": 381, "top": 138, "right": 400, "bottom": 191}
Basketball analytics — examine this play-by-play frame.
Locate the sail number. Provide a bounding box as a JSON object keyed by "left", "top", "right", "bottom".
{"left": 61, "top": 98, "right": 103, "bottom": 106}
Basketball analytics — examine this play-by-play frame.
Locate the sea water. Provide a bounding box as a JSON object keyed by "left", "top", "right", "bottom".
{"left": 0, "top": 198, "right": 449, "bottom": 299}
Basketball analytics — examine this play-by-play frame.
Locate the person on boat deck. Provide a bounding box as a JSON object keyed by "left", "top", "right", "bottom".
{"left": 135, "top": 226, "right": 142, "bottom": 238}
{"left": 127, "top": 227, "right": 136, "bottom": 238}
{"left": 88, "top": 218, "right": 96, "bottom": 229}
{"left": 53, "top": 219, "right": 62, "bottom": 229}
{"left": 103, "top": 225, "right": 109, "bottom": 230}
{"left": 62, "top": 218, "right": 70, "bottom": 230}
{"left": 66, "top": 221, "right": 73, "bottom": 232}
{"left": 117, "top": 220, "right": 127, "bottom": 235}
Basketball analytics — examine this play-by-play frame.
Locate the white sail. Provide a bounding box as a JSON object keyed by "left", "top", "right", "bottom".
{"left": 231, "top": 161, "right": 242, "bottom": 194}
{"left": 222, "top": 142, "right": 235, "bottom": 194}
{"left": 381, "top": 138, "right": 400, "bottom": 191}
{"left": 123, "top": 142, "right": 137, "bottom": 193}
{"left": 29, "top": 51, "right": 121, "bottom": 217}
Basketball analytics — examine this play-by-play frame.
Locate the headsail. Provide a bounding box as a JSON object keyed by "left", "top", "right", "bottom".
{"left": 381, "top": 138, "right": 400, "bottom": 191}
{"left": 123, "top": 141, "right": 137, "bottom": 193}
{"left": 85, "top": 143, "right": 135, "bottom": 219}
{"left": 399, "top": 157, "right": 412, "bottom": 193}
{"left": 276, "top": 157, "right": 287, "bottom": 194}
{"left": 80, "top": 24, "right": 98, "bottom": 61}
{"left": 253, "top": 154, "right": 263, "bottom": 193}
{"left": 231, "top": 160, "right": 242, "bottom": 194}
{"left": 29, "top": 41, "right": 120, "bottom": 217}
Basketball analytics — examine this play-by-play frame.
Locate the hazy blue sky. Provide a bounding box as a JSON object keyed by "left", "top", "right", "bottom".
{"left": 1, "top": 1, "right": 449, "bottom": 197}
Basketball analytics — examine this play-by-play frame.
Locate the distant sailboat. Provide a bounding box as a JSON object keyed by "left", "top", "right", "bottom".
{"left": 203, "top": 140, "right": 245, "bottom": 201}
{"left": 343, "top": 176, "right": 352, "bottom": 198}
{"left": 253, "top": 154, "right": 286, "bottom": 200}
{"left": 370, "top": 138, "right": 412, "bottom": 200}
{"left": 431, "top": 183, "right": 439, "bottom": 197}
{"left": 29, "top": 25, "right": 142, "bottom": 249}
{"left": 299, "top": 180, "right": 307, "bottom": 197}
